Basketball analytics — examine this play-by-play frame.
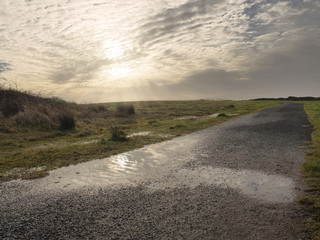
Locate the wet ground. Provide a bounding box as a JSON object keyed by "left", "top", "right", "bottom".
{"left": 0, "top": 103, "right": 312, "bottom": 239}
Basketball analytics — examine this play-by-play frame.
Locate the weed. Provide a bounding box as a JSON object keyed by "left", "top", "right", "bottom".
{"left": 109, "top": 126, "right": 128, "bottom": 142}
{"left": 100, "top": 138, "right": 107, "bottom": 145}
{"left": 169, "top": 124, "right": 187, "bottom": 129}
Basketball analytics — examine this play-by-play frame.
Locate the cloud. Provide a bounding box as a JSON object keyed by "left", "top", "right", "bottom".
{"left": 0, "top": 62, "right": 11, "bottom": 73}
{"left": 50, "top": 58, "right": 112, "bottom": 84}
{"left": 0, "top": 0, "right": 319, "bottom": 102}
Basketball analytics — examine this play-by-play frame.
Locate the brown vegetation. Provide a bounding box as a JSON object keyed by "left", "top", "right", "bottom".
{"left": 0, "top": 88, "right": 76, "bottom": 130}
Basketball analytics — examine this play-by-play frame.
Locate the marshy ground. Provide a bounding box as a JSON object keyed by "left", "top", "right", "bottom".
{"left": 0, "top": 88, "right": 279, "bottom": 181}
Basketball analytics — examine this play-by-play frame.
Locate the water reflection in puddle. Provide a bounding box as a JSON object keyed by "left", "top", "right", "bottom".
{"left": 47, "top": 139, "right": 295, "bottom": 203}
{"left": 127, "top": 131, "right": 152, "bottom": 137}
{"left": 147, "top": 167, "right": 295, "bottom": 203}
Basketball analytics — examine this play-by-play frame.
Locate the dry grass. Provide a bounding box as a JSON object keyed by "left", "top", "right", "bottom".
{"left": 0, "top": 87, "right": 281, "bottom": 181}
{"left": 301, "top": 101, "right": 320, "bottom": 239}
{"left": 0, "top": 88, "right": 76, "bottom": 130}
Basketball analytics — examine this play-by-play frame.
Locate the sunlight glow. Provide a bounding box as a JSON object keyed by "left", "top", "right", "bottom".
{"left": 103, "top": 41, "right": 125, "bottom": 60}
{"left": 108, "top": 65, "right": 132, "bottom": 78}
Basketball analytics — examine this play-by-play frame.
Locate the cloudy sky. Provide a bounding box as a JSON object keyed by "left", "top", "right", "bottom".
{"left": 0, "top": 0, "right": 320, "bottom": 102}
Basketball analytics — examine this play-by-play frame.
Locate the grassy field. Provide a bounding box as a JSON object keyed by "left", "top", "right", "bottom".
{"left": 0, "top": 88, "right": 280, "bottom": 181}
{"left": 301, "top": 101, "right": 320, "bottom": 239}
{"left": 3, "top": 89, "right": 320, "bottom": 237}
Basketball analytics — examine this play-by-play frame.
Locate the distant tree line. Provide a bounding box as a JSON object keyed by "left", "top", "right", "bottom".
{"left": 252, "top": 96, "right": 320, "bottom": 101}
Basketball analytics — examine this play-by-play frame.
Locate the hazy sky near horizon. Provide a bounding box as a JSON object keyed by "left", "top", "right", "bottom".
{"left": 0, "top": 0, "right": 320, "bottom": 103}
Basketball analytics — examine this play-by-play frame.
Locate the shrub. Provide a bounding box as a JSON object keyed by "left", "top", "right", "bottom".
{"left": 115, "top": 104, "right": 135, "bottom": 117}
{"left": 109, "top": 126, "right": 128, "bottom": 142}
{"left": 0, "top": 99, "right": 24, "bottom": 117}
{"left": 14, "top": 110, "right": 53, "bottom": 128}
{"left": 90, "top": 105, "right": 106, "bottom": 113}
{"left": 97, "top": 105, "right": 106, "bottom": 112}
{"left": 225, "top": 104, "right": 235, "bottom": 109}
{"left": 58, "top": 112, "right": 75, "bottom": 130}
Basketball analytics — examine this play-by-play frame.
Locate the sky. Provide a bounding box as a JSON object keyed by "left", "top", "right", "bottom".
{"left": 0, "top": 0, "right": 320, "bottom": 103}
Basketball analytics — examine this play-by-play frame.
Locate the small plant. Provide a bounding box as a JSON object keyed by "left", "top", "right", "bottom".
{"left": 109, "top": 126, "right": 128, "bottom": 142}
{"left": 115, "top": 104, "right": 135, "bottom": 117}
{"left": 100, "top": 138, "right": 107, "bottom": 145}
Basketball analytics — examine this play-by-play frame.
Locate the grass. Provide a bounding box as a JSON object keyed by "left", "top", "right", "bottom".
{"left": 301, "top": 101, "right": 320, "bottom": 239}
{"left": 0, "top": 88, "right": 281, "bottom": 181}
{"left": 2, "top": 88, "right": 320, "bottom": 237}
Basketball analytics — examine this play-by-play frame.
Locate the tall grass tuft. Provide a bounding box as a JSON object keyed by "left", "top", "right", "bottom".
{"left": 58, "top": 112, "right": 76, "bottom": 130}
{"left": 0, "top": 88, "right": 77, "bottom": 130}
{"left": 109, "top": 126, "right": 128, "bottom": 142}
{"left": 14, "top": 110, "right": 53, "bottom": 127}
{"left": 115, "top": 104, "right": 135, "bottom": 117}
{"left": 1, "top": 99, "right": 24, "bottom": 117}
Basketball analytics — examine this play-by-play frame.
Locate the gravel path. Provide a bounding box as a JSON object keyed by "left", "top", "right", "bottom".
{"left": 0, "top": 103, "right": 312, "bottom": 239}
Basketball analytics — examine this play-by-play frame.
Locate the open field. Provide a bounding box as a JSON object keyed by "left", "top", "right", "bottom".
{"left": 301, "top": 101, "right": 320, "bottom": 239}
{"left": 0, "top": 89, "right": 280, "bottom": 181}
{"left": 3, "top": 89, "right": 320, "bottom": 238}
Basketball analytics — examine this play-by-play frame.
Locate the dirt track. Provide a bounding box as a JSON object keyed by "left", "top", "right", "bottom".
{"left": 0, "top": 103, "right": 312, "bottom": 239}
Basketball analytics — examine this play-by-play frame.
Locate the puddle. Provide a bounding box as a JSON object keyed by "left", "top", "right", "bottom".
{"left": 31, "top": 140, "right": 99, "bottom": 150}
{"left": 207, "top": 113, "right": 238, "bottom": 118}
{"left": 127, "top": 131, "right": 174, "bottom": 138}
{"left": 34, "top": 134, "right": 295, "bottom": 204}
{"left": 128, "top": 131, "right": 152, "bottom": 137}
{"left": 156, "top": 133, "right": 175, "bottom": 138}
{"left": 207, "top": 113, "right": 220, "bottom": 118}
{"left": 1, "top": 166, "right": 46, "bottom": 178}
{"left": 147, "top": 167, "right": 295, "bottom": 203}
{"left": 176, "top": 113, "right": 238, "bottom": 120}
{"left": 176, "top": 116, "right": 199, "bottom": 120}
{"left": 9, "top": 127, "right": 295, "bottom": 204}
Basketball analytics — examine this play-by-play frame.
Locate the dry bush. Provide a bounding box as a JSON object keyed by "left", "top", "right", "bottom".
{"left": 0, "top": 88, "right": 76, "bottom": 130}
{"left": 115, "top": 104, "right": 135, "bottom": 117}
{"left": 14, "top": 109, "right": 54, "bottom": 128}
{"left": 0, "top": 90, "right": 26, "bottom": 117}
{"left": 58, "top": 111, "right": 75, "bottom": 130}
{"left": 90, "top": 105, "right": 107, "bottom": 113}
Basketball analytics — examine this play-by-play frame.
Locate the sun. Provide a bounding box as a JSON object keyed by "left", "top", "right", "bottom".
{"left": 103, "top": 41, "right": 125, "bottom": 60}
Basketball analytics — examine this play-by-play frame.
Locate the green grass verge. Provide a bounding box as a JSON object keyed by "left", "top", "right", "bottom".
{"left": 0, "top": 100, "right": 280, "bottom": 182}
{"left": 302, "top": 101, "right": 320, "bottom": 239}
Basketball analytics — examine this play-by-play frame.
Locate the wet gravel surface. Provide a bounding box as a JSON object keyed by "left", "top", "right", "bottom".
{"left": 0, "top": 103, "right": 312, "bottom": 239}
